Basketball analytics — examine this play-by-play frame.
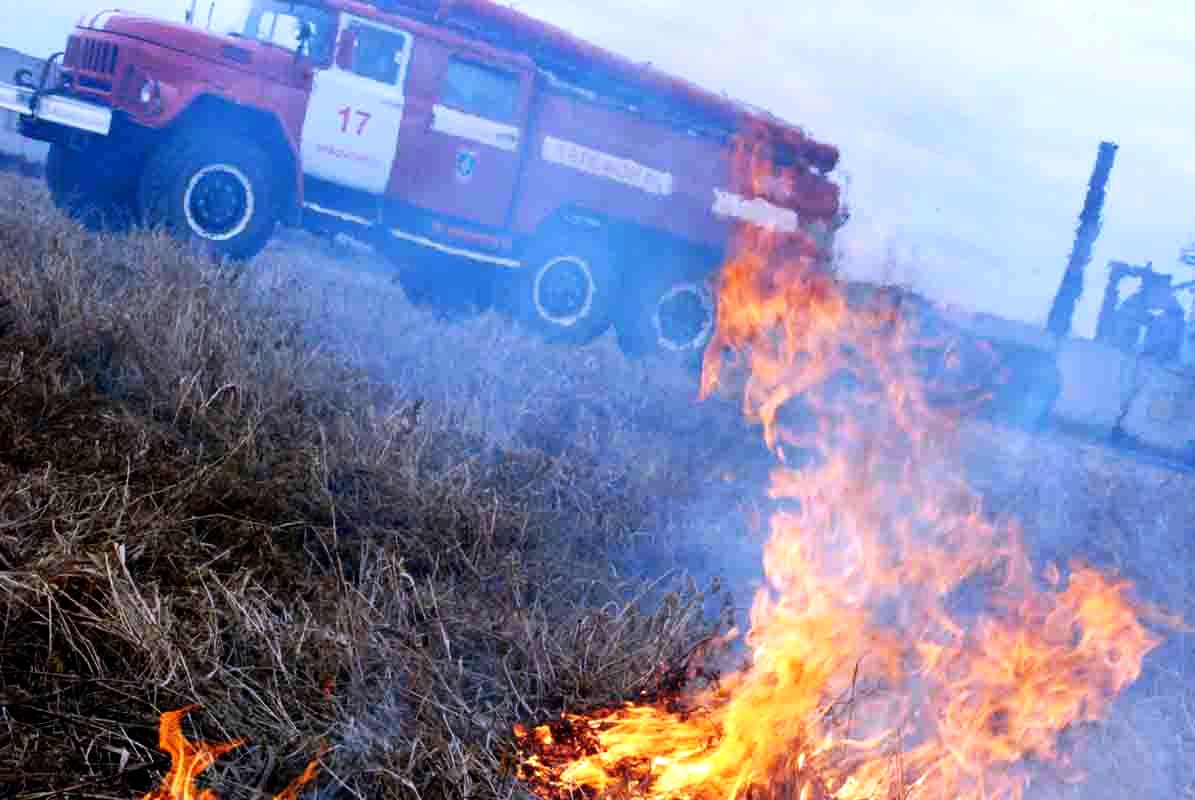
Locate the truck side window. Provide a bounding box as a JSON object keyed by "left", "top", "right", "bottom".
{"left": 347, "top": 23, "right": 408, "bottom": 85}
{"left": 255, "top": 11, "right": 312, "bottom": 53}
{"left": 441, "top": 58, "right": 519, "bottom": 122}
{"left": 242, "top": 1, "right": 335, "bottom": 63}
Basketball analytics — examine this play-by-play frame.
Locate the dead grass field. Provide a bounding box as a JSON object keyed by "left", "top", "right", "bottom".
{"left": 0, "top": 170, "right": 1191, "bottom": 798}
{"left": 0, "top": 173, "right": 730, "bottom": 798}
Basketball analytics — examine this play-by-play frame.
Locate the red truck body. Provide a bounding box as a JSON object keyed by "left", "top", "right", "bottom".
{"left": 7, "top": 0, "right": 845, "bottom": 362}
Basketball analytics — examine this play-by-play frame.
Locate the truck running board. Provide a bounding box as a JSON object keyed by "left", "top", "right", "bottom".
{"left": 302, "top": 202, "right": 522, "bottom": 269}
{"left": 388, "top": 227, "right": 522, "bottom": 269}
{"left": 0, "top": 81, "right": 112, "bottom": 136}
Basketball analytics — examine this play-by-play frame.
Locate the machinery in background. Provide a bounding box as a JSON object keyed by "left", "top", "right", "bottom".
{"left": 1094, "top": 259, "right": 1194, "bottom": 366}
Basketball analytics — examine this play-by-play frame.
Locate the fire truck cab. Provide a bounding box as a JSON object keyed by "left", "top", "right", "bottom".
{"left": 0, "top": 0, "right": 845, "bottom": 363}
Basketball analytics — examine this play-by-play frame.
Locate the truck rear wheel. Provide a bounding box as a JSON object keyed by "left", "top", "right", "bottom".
{"left": 45, "top": 141, "right": 137, "bottom": 232}
{"left": 616, "top": 273, "right": 717, "bottom": 369}
{"left": 137, "top": 131, "right": 277, "bottom": 262}
{"left": 498, "top": 233, "right": 620, "bottom": 344}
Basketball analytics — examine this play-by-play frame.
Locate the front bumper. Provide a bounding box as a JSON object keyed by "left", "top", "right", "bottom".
{"left": 0, "top": 81, "right": 112, "bottom": 136}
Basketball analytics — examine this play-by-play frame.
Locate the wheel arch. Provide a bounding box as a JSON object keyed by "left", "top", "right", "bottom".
{"left": 167, "top": 95, "right": 302, "bottom": 224}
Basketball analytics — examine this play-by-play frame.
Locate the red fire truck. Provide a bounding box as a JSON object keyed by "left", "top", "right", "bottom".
{"left": 0, "top": 0, "right": 844, "bottom": 361}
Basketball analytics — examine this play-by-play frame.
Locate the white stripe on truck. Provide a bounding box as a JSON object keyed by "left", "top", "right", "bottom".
{"left": 711, "top": 189, "right": 799, "bottom": 233}
{"left": 541, "top": 135, "right": 674, "bottom": 196}
{"left": 90, "top": 10, "right": 122, "bottom": 29}
{"left": 431, "top": 105, "right": 521, "bottom": 152}
{"left": 389, "top": 227, "right": 522, "bottom": 268}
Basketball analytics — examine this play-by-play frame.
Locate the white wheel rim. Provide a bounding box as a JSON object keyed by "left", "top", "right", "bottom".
{"left": 653, "top": 282, "right": 715, "bottom": 351}
{"left": 533, "top": 255, "right": 595, "bottom": 328}
{"left": 182, "top": 163, "right": 255, "bottom": 242}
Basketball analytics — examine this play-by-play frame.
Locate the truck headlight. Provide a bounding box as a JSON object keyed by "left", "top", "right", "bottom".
{"left": 137, "top": 77, "right": 164, "bottom": 116}
{"left": 139, "top": 79, "right": 159, "bottom": 106}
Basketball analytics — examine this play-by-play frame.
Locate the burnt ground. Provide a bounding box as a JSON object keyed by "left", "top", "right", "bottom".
{"left": 0, "top": 170, "right": 1191, "bottom": 798}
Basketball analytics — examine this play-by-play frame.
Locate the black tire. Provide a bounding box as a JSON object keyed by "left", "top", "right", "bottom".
{"left": 376, "top": 233, "right": 494, "bottom": 319}
{"left": 394, "top": 262, "right": 494, "bottom": 320}
{"left": 45, "top": 141, "right": 137, "bottom": 232}
{"left": 616, "top": 270, "right": 717, "bottom": 370}
{"left": 137, "top": 130, "right": 277, "bottom": 262}
{"left": 496, "top": 232, "right": 620, "bottom": 344}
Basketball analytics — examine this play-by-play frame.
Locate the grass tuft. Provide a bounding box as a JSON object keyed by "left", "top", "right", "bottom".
{"left": 0, "top": 174, "right": 719, "bottom": 798}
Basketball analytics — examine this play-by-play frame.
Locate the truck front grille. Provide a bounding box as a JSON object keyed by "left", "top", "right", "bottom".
{"left": 62, "top": 35, "right": 119, "bottom": 94}
{"left": 78, "top": 39, "right": 119, "bottom": 75}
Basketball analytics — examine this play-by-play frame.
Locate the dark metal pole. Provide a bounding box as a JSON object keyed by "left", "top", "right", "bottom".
{"left": 1047, "top": 140, "right": 1118, "bottom": 337}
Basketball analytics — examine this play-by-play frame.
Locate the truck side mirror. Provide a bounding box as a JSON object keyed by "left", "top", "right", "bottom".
{"left": 335, "top": 28, "right": 356, "bottom": 69}
{"left": 295, "top": 20, "right": 315, "bottom": 60}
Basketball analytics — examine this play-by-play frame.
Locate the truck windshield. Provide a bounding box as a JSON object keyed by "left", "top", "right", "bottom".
{"left": 234, "top": 1, "right": 336, "bottom": 63}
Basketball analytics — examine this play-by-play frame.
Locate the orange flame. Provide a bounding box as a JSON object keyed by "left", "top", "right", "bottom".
{"left": 140, "top": 706, "right": 322, "bottom": 800}
{"left": 515, "top": 129, "right": 1165, "bottom": 799}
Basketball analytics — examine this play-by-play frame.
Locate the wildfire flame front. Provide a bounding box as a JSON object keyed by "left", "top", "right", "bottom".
{"left": 513, "top": 129, "right": 1164, "bottom": 800}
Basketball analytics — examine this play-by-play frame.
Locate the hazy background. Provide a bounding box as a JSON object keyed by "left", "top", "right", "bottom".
{"left": 13, "top": 0, "right": 1195, "bottom": 337}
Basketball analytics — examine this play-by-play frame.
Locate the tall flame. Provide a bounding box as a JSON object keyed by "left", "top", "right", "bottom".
{"left": 140, "top": 706, "right": 321, "bottom": 800}
{"left": 515, "top": 130, "right": 1163, "bottom": 799}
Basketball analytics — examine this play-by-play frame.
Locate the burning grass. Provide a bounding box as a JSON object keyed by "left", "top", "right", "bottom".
{"left": 512, "top": 141, "right": 1177, "bottom": 799}
{"left": 0, "top": 157, "right": 1192, "bottom": 799}
{"left": 0, "top": 173, "right": 717, "bottom": 797}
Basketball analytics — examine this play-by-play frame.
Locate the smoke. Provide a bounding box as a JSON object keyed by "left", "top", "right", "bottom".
{"left": 236, "top": 223, "right": 1195, "bottom": 798}
{"left": 243, "top": 227, "right": 782, "bottom": 619}
{"left": 961, "top": 422, "right": 1195, "bottom": 798}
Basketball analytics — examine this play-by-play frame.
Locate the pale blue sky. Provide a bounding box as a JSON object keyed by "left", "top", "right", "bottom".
{"left": 12, "top": 0, "right": 1195, "bottom": 336}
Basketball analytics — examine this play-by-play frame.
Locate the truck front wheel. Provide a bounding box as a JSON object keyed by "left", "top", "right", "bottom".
{"left": 45, "top": 141, "right": 137, "bottom": 232}
{"left": 497, "top": 233, "right": 620, "bottom": 344}
{"left": 138, "top": 131, "right": 278, "bottom": 262}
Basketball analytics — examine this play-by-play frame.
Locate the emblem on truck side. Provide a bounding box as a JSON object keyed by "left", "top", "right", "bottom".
{"left": 455, "top": 149, "right": 478, "bottom": 183}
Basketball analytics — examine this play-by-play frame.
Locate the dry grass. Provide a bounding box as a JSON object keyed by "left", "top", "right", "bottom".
{"left": 0, "top": 173, "right": 725, "bottom": 798}
{"left": 1, "top": 166, "right": 1192, "bottom": 799}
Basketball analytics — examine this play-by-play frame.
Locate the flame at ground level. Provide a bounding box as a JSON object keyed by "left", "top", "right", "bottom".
{"left": 514, "top": 132, "right": 1165, "bottom": 800}
{"left": 140, "top": 706, "right": 321, "bottom": 800}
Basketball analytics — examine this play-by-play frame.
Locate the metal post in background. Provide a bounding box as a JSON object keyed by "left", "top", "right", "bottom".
{"left": 1047, "top": 140, "right": 1118, "bottom": 338}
